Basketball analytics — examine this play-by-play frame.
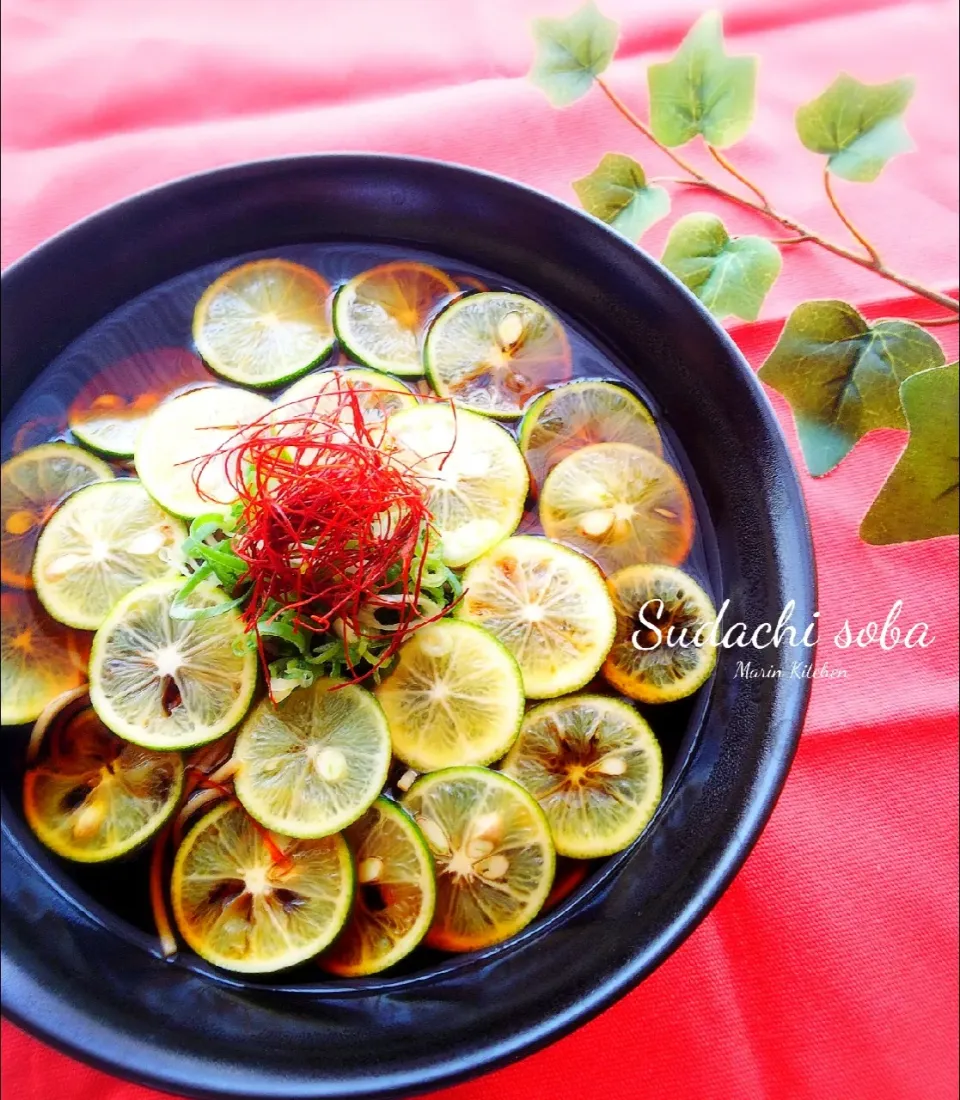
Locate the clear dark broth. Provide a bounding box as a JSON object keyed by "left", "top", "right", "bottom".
{"left": 0, "top": 242, "right": 720, "bottom": 984}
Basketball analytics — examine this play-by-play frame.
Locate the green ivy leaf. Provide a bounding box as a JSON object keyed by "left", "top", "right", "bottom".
{"left": 860, "top": 363, "right": 959, "bottom": 545}
{"left": 795, "top": 73, "right": 915, "bottom": 182}
{"left": 572, "top": 154, "right": 671, "bottom": 241}
{"left": 661, "top": 213, "right": 781, "bottom": 322}
{"left": 758, "top": 301, "right": 945, "bottom": 476}
{"left": 647, "top": 12, "right": 758, "bottom": 148}
{"left": 529, "top": 1, "right": 619, "bottom": 107}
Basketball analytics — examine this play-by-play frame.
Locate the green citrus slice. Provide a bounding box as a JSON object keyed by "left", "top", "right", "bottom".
{"left": 457, "top": 536, "right": 616, "bottom": 699}
{"left": 375, "top": 620, "right": 524, "bottom": 771}
{"left": 88, "top": 577, "right": 257, "bottom": 749}
{"left": 333, "top": 261, "right": 458, "bottom": 376}
{"left": 386, "top": 404, "right": 528, "bottom": 568}
{"left": 400, "top": 766, "right": 555, "bottom": 952}
{"left": 1, "top": 590, "right": 91, "bottom": 726}
{"left": 32, "top": 480, "right": 186, "bottom": 630}
{"left": 539, "top": 442, "right": 694, "bottom": 574}
{"left": 424, "top": 291, "right": 571, "bottom": 417}
{"left": 319, "top": 797, "right": 436, "bottom": 976}
{"left": 192, "top": 259, "right": 335, "bottom": 387}
{"left": 24, "top": 697, "right": 184, "bottom": 863}
{"left": 233, "top": 677, "right": 391, "bottom": 839}
{"left": 134, "top": 385, "right": 272, "bottom": 519}
{"left": 501, "top": 694, "right": 663, "bottom": 858}
{"left": 68, "top": 348, "right": 210, "bottom": 458}
{"left": 603, "top": 564, "right": 718, "bottom": 703}
{"left": 171, "top": 800, "right": 354, "bottom": 974}
{"left": 1, "top": 442, "right": 114, "bottom": 589}
{"left": 518, "top": 380, "right": 661, "bottom": 489}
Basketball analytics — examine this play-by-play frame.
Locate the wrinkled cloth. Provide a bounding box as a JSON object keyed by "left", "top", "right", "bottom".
{"left": 1, "top": 1, "right": 958, "bottom": 1098}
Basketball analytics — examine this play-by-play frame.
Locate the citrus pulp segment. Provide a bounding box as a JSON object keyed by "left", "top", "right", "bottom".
{"left": 1, "top": 442, "right": 113, "bottom": 589}
{"left": 501, "top": 694, "right": 663, "bottom": 858}
{"left": 192, "top": 259, "right": 335, "bottom": 387}
{"left": 374, "top": 620, "right": 525, "bottom": 772}
{"left": 88, "top": 577, "right": 257, "bottom": 749}
{"left": 320, "top": 797, "right": 436, "bottom": 976}
{"left": 424, "top": 291, "right": 571, "bottom": 417}
{"left": 385, "top": 404, "right": 528, "bottom": 569}
{"left": 134, "top": 385, "right": 272, "bottom": 519}
{"left": 233, "top": 677, "right": 392, "bottom": 839}
{"left": 539, "top": 442, "right": 694, "bottom": 573}
{"left": 518, "top": 380, "right": 661, "bottom": 489}
{"left": 24, "top": 701, "right": 184, "bottom": 863}
{"left": 603, "top": 564, "right": 718, "bottom": 703}
{"left": 333, "top": 261, "right": 458, "bottom": 376}
{"left": 0, "top": 590, "right": 91, "bottom": 726}
{"left": 171, "top": 801, "right": 354, "bottom": 973}
{"left": 456, "top": 536, "right": 616, "bottom": 699}
{"left": 400, "top": 766, "right": 555, "bottom": 952}
{"left": 32, "top": 479, "right": 186, "bottom": 630}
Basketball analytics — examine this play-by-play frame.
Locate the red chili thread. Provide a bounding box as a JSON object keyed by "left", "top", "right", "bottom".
{"left": 186, "top": 767, "right": 293, "bottom": 869}
{"left": 189, "top": 373, "right": 460, "bottom": 688}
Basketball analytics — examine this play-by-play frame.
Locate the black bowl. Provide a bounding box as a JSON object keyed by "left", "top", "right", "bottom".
{"left": 0, "top": 155, "right": 815, "bottom": 1100}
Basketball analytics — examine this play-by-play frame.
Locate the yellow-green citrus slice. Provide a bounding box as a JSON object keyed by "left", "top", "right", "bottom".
{"left": 400, "top": 766, "right": 555, "bottom": 952}
{"left": 319, "top": 797, "right": 436, "bottom": 976}
{"left": 171, "top": 800, "right": 354, "bottom": 974}
{"left": 233, "top": 677, "right": 391, "bottom": 839}
{"left": 539, "top": 442, "right": 694, "bottom": 574}
{"left": 386, "top": 404, "right": 528, "bottom": 568}
{"left": 457, "top": 536, "right": 616, "bottom": 699}
{"left": 1, "top": 590, "right": 91, "bottom": 726}
{"left": 68, "top": 348, "right": 210, "bottom": 458}
{"left": 88, "top": 577, "right": 257, "bottom": 749}
{"left": 32, "top": 479, "right": 186, "bottom": 631}
{"left": 1, "top": 442, "right": 113, "bottom": 589}
{"left": 193, "top": 259, "right": 335, "bottom": 387}
{"left": 333, "top": 261, "right": 458, "bottom": 376}
{"left": 518, "top": 380, "right": 661, "bottom": 489}
{"left": 134, "top": 385, "right": 272, "bottom": 519}
{"left": 603, "top": 564, "right": 718, "bottom": 703}
{"left": 501, "top": 694, "right": 663, "bottom": 858}
{"left": 24, "top": 698, "right": 184, "bottom": 863}
{"left": 424, "top": 291, "right": 571, "bottom": 417}
{"left": 375, "top": 620, "right": 525, "bottom": 772}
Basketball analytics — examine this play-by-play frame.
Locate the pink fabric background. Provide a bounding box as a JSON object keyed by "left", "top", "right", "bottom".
{"left": 2, "top": 1, "right": 958, "bottom": 1098}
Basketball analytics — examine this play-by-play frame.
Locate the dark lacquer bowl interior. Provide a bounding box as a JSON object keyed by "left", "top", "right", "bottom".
{"left": 0, "top": 155, "right": 815, "bottom": 1100}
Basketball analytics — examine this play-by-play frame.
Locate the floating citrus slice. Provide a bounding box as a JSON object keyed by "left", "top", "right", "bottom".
{"left": 603, "top": 564, "right": 718, "bottom": 703}
{"left": 33, "top": 480, "right": 186, "bottom": 630}
{"left": 501, "top": 694, "right": 663, "bottom": 858}
{"left": 424, "top": 292, "right": 571, "bottom": 417}
{"left": 386, "top": 404, "right": 528, "bottom": 568}
{"left": 0, "top": 590, "right": 91, "bottom": 726}
{"left": 1, "top": 442, "right": 113, "bottom": 589}
{"left": 456, "top": 536, "right": 616, "bottom": 699}
{"left": 88, "top": 577, "right": 257, "bottom": 749}
{"left": 68, "top": 348, "right": 210, "bottom": 458}
{"left": 193, "top": 259, "right": 335, "bottom": 387}
{"left": 375, "top": 620, "right": 525, "bottom": 772}
{"left": 333, "top": 261, "right": 458, "bottom": 376}
{"left": 539, "top": 442, "right": 694, "bottom": 573}
{"left": 134, "top": 385, "right": 272, "bottom": 518}
{"left": 518, "top": 380, "right": 661, "bottom": 489}
{"left": 233, "top": 677, "right": 391, "bottom": 839}
{"left": 400, "top": 766, "right": 555, "bottom": 952}
{"left": 319, "top": 797, "right": 435, "bottom": 977}
{"left": 171, "top": 801, "right": 354, "bottom": 974}
{"left": 275, "top": 366, "right": 419, "bottom": 443}
{"left": 24, "top": 696, "right": 184, "bottom": 863}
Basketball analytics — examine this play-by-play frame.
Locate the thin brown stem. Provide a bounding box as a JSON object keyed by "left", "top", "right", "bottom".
{"left": 913, "top": 315, "right": 960, "bottom": 327}
{"left": 770, "top": 235, "right": 814, "bottom": 245}
{"left": 822, "top": 167, "right": 882, "bottom": 265}
{"left": 706, "top": 143, "right": 771, "bottom": 208}
{"left": 593, "top": 78, "right": 958, "bottom": 314}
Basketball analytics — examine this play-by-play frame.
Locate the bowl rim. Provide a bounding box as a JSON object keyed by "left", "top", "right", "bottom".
{"left": 1, "top": 153, "right": 816, "bottom": 1100}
